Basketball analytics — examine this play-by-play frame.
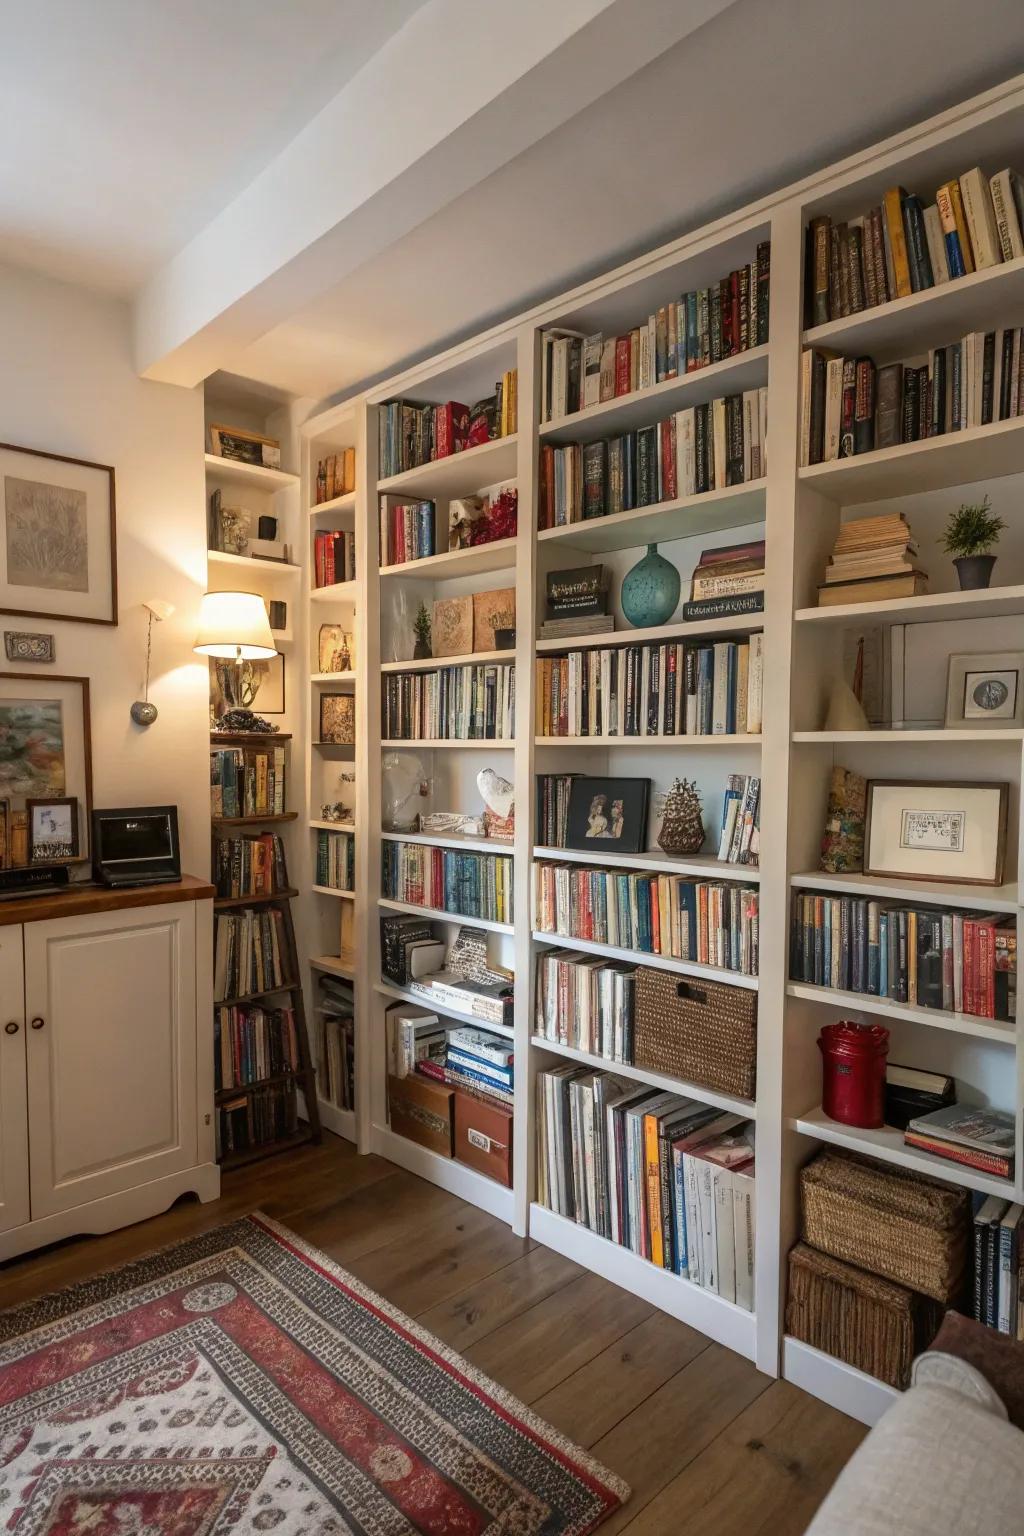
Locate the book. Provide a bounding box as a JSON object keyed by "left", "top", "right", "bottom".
{"left": 905, "top": 1104, "right": 1015, "bottom": 1177}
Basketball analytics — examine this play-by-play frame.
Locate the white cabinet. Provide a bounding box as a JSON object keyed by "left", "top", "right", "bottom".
{"left": 0, "top": 885, "right": 219, "bottom": 1259}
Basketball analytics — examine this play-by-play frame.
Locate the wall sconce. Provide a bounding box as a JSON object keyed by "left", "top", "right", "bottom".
{"left": 130, "top": 597, "right": 175, "bottom": 726}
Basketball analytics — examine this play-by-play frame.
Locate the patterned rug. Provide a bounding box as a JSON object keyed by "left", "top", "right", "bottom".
{"left": 0, "top": 1213, "right": 628, "bottom": 1534}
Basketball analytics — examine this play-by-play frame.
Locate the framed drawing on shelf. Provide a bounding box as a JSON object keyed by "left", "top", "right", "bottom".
{"left": 864, "top": 779, "right": 1008, "bottom": 886}
{"left": 945, "top": 652, "right": 1024, "bottom": 730}
{"left": 0, "top": 673, "right": 92, "bottom": 866}
{"left": 320, "top": 693, "right": 355, "bottom": 745}
{"left": 27, "top": 796, "right": 79, "bottom": 863}
{"left": 0, "top": 443, "right": 117, "bottom": 625}
{"left": 565, "top": 776, "right": 650, "bottom": 855}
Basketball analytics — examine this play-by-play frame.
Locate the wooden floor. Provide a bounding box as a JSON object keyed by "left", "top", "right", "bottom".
{"left": 0, "top": 1134, "right": 865, "bottom": 1532}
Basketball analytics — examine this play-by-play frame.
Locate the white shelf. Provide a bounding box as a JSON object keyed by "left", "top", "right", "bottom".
{"left": 789, "top": 869, "right": 1019, "bottom": 913}
{"left": 310, "top": 672, "right": 357, "bottom": 684}
{"left": 374, "top": 981, "right": 514, "bottom": 1040}
{"left": 379, "top": 896, "right": 513, "bottom": 935}
{"left": 308, "top": 820, "right": 355, "bottom": 832}
{"left": 536, "top": 613, "right": 763, "bottom": 653}
{"left": 312, "top": 885, "right": 355, "bottom": 900}
{"left": 371, "top": 1122, "right": 514, "bottom": 1224}
{"left": 803, "top": 253, "right": 1024, "bottom": 361}
{"left": 204, "top": 452, "right": 298, "bottom": 491}
{"left": 786, "top": 981, "right": 1015, "bottom": 1044}
{"left": 535, "top": 733, "right": 761, "bottom": 748}
{"left": 380, "top": 538, "right": 518, "bottom": 580}
{"left": 529, "top": 1204, "right": 757, "bottom": 1361}
{"left": 530, "top": 1035, "right": 755, "bottom": 1119}
{"left": 207, "top": 550, "right": 301, "bottom": 576}
{"left": 793, "top": 728, "right": 1024, "bottom": 744}
{"left": 310, "top": 954, "right": 355, "bottom": 979}
{"left": 310, "top": 490, "right": 356, "bottom": 515}
{"left": 533, "top": 846, "right": 760, "bottom": 881}
{"left": 310, "top": 580, "right": 358, "bottom": 603}
{"left": 383, "top": 829, "right": 513, "bottom": 855}
{"left": 540, "top": 346, "right": 769, "bottom": 445}
{"left": 532, "top": 929, "right": 758, "bottom": 989}
{"left": 796, "top": 584, "right": 1024, "bottom": 627}
{"left": 782, "top": 1338, "right": 899, "bottom": 1429}
{"left": 318, "top": 1098, "right": 356, "bottom": 1142}
{"left": 377, "top": 435, "right": 518, "bottom": 500}
{"left": 381, "top": 649, "right": 513, "bottom": 673}
{"left": 791, "top": 1105, "right": 1017, "bottom": 1200}
{"left": 537, "top": 480, "right": 766, "bottom": 554}
{"left": 798, "top": 415, "right": 1024, "bottom": 503}
{"left": 382, "top": 738, "right": 514, "bottom": 750}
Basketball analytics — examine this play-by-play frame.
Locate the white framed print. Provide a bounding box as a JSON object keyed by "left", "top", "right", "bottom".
{"left": 945, "top": 651, "right": 1024, "bottom": 730}
{"left": 864, "top": 779, "right": 1008, "bottom": 886}
{"left": 0, "top": 442, "right": 117, "bottom": 626}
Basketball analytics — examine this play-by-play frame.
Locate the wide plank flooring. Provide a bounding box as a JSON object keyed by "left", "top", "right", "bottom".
{"left": 0, "top": 1133, "right": 865, "bottom": 1532}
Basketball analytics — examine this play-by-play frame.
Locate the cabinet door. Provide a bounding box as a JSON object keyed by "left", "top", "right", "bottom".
{"left": 24, "top": 902, "right": 198, "bottom": 1220}
{"left": 0, "top": 927, "right": 29, "bottom": 1233}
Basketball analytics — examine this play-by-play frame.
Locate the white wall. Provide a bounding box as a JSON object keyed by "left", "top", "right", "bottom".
{"left": 1, "top": 261, "right": 209, "bottom": 875}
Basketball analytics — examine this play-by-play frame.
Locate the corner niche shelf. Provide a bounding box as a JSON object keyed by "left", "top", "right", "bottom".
{"left": 204, "top": 453, "right": 298, "bottom": 491}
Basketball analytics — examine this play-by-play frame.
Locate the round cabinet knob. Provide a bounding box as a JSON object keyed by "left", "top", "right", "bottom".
{"left": 30, "top": 1017, "right": 45, "bottom": 1030}
{"left": 4, "top": 1021, "right": 18, "bottom": 1035}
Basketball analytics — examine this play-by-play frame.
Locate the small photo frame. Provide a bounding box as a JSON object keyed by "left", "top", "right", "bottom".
{"left": 28, "top": 795, "right": 79, "bottom": 864}
{"left": 864, "top": 779, "right": 1008, "bottom": 886}
{"left": 565, "top": 776, "right": 650, "bottom": 855}
{"left": 945, "top": 651, "right": 1024, "bottom": 729}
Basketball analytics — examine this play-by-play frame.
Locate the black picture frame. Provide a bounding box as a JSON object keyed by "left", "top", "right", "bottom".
{"left": 564, "top": 776, "right": 650, "bottom": 854}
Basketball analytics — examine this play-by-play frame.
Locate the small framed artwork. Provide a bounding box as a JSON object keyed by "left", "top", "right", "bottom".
{"left": 864, "top": 779, "right": 1008, "bottom": 886}
{"left": 320, "top": 693, "right": 355, "bottom": 745}
{"left": 318, "top": 624, "right": 355, "bottom": 674}
{"left": 4, "top": 631, "right": 55, "bottom": 663}
{"left": 945, "top": 652, "right": 1024, "bottom": 729}
{"left": 0, "top": 442, "right": 117, "bottom": 626}
{"left": 565, "top": 776, "right": 650, "bottom": 855}
{"left": 27, "top": 796, "right": 79, "bottom": 864}
{"left": 0, "top": 673, "right": 92, "bottom": 865}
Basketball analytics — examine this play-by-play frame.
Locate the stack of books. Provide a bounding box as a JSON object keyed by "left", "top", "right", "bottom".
{"left": 382, "top": 842, "right": 513, "bottom": 925}
{"left": 683, "top": 539, "right": 765, "bottom": 622}
{"left": 379, "top": 497, "right": 435, "bottom": 565}
{"left": 905, "top": 1104, "right": 1016, "bottom": 1180}
{"left": 541, "top": 242, "right": 770, "bottom": 420}
{"left": 817, "top": 513, "right": 926, "bottom": 606}
{"left": 217, "top": 1083, "right": 297, "bottom": 1159}
{"left": 383, "top": 662, "right": 516, "bottom": 741}
{"left": 535, "top": 949, "right": 637, "bottom": 1060}
{"left": 213, "top": 907, "right": 289, "bottom": 1002}
{"left": 313, "top": 529, "right": 356, "bottom": 586}
{"left": 407, "top": 969, "right": 513, "bottom": 1029}
{"left": 539, "top": 614, "right": 615, "bottom": 641}
{"left": 315, "top": 829, "right": 354, "bottom": 892}
{"left": 717, "top": 774, "right": 760, "bottom": 865}
{"left": 883, "top": 1063, "right": 954, "bottom": 1130}
{"left": 537, "top": 1066, "right": 756, "bottom": 1307}
{"left": 210, "top": 742, "right": 287, "bottom": 818}
{"left": 214, "top": 1003, "right": 298, "bottom": 1090}
{"left": 970, "top": 1195, "right": 1023, "bottom": 1336}
{"left": 424, "top": 1025, "right": 514, "bottom": 1108}
{"left": 213, "top": 834, "right": 289, "bottom": 900}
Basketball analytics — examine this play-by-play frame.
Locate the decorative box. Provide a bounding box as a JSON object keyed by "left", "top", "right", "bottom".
{"left": 453, "top": 1089, "right": 513, "bottom": 1187}
{"left": 633, "top": 966, "right": 757, "bottom": 1098}
{"left": 387, "top": 1073, "right": 453, "bottom": 1158}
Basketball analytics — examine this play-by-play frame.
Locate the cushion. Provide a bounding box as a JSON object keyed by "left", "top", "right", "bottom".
{"left": 926, "top": 1310, "right": 1024, "bottom": 1429}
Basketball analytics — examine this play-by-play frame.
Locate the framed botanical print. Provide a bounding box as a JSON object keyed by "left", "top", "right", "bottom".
{"left": 0, "top": 443, "right": 117, "bottom": 626}
{"left": 0, "top": 673, "right": 92, "bottom": 865}
{"left": 864, "top": 779, "right": 1008, "bottom": 886}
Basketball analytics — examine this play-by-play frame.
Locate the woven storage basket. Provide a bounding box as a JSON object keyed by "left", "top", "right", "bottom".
{"left": 786, "top": 1243, "right": 944, "bottom": 1389}
{"left": 800, "top": 1147, "right": 970, "bottom": 1304}
{"left": 633, "top": 966, "right": 756, "bottom": 1098}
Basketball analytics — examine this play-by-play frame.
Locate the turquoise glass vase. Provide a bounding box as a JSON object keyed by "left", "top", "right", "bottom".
{"left": 620, "top": 543, "right": 681, "bottom": 627}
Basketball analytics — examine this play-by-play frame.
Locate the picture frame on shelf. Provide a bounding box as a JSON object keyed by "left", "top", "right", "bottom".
{"left": 0, "top": 442, "right": 117, "bottom": 626}
{"left": 564, "top": 776, "right": 650, "bottom": 855}
{"left": 320, "top": 693, "right": 355, "bottom": 745}
{"left": 944, "top": 652, "right": 1024, "bottom": 730}
{"left": 0, "top": 672, "right": 92, "bottom": 865}
{"left": 864, "top": 779, "right": 1008, "bottom": 886}
{"left": 318, "top": 624, "right": 355, "bottom": 674}
{"left": 27, "top": 795, "right": 79, "bottom": 863}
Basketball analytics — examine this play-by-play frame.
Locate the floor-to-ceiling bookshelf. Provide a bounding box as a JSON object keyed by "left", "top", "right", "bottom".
{"left": 288, "top": 74, "right": 1024, "bottom": 1425}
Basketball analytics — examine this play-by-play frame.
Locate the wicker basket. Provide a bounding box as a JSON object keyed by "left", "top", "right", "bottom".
{"left": 786, "top": 1243, "right": 943, "bottom": 1389}
{"left": 800, "top": 1148, "right": 970, "bottom": 1304}
{"left": 633, "top": 966, "right": 756, "bottom": 1098}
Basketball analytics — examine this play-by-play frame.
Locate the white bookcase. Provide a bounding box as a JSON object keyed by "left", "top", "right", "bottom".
{"left": 288, "top": 73, "right": 1024, "bottom": 1424}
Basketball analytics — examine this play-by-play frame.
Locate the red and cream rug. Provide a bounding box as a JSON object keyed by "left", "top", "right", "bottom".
{"left": 0, "top": 1213, "right": 628, "bottom": 1534}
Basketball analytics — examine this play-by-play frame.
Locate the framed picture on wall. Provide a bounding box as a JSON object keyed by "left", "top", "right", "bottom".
{"left": 0, "top": 673, "right": 92, "bottom": 866}
{"left": 864, "top": 779, "right": 1008, "bottom": 886}
{"left": 0, "top": 443, "right": 117, "bottom": 626}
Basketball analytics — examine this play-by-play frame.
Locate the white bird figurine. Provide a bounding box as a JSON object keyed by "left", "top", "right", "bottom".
{"left": 477, "top": 767, "right": 514, "bottom": 820}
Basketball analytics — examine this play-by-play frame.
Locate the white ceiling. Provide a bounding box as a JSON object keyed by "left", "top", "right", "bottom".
{"left": 228, "top": 0, "right": 1024, "bottom": 403}
{"left": 0, "top": 0, "right": 425, "bottom": 293}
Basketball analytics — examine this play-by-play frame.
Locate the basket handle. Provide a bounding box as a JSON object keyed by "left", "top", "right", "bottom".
{"left": 675, "top": 979, "right": 708, "bottom": 1005}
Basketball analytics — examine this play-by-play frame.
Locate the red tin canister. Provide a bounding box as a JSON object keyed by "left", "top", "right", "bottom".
{"left": 818, "top": 1019, "right": 890, "bottom": 1128}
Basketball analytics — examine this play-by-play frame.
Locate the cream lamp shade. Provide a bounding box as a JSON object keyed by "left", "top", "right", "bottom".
{"left": 193, "top": 590, "right": 277, "bottom": 660}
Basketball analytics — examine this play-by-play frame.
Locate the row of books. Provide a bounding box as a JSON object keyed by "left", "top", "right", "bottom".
{"left": 382, "top": 663, "right": 516, "bottom": 741}
{"left": 213, "top": 907, "right": 291, "bottom": 1003}
{"left": 790, "top": 893, "right": 1016, "bottom": 1021}
{"left": 538, "top": 390, "right": 768, "bottom": 528}
{"left": 905, "top": 1103, "right": 1015, "bottom": 1180}
{"left": 534, "top": 862, "right": 759, "bottom": 975}
{"left": 210, "top": 744, "right": 287, "bottom": 820}
{"left": 315, "top": 974, "right": 355, "bottom": 1111}
{"left": 214, "top": 1003, "right": 298, "bottom": 1092}
{"left": 801, "top": 330, "right": 1024, "bottom": 466}
{"left": 972, "top": 1193, "right": 1024, "bottom": 1335}
{"left": 217, "top": 1082, "right": 298, "bottom": 1160}
{"left": 541, "top": 242, "right": 770, "bottom": 421}
{"left": 537, "top": 1067, "right": 755, "bottom": 1305}
{"left": 314, "top": 448, "right": 356, "bottom": 503}
{"left": 387, "top": 1002, "right": 514, "bottom": 1108}
{"left": 313, "top": 529, "right": 356, "bottom": 587}
{"left": 213, "top": 834, "right": 289, "bottom": 901}
{"left": 382, "top": 842, "right": 514, "bottom": 925}
{"left": 316, "top": 828, "right": 354, "bottom": 892}
{"left": 378, "top": 497, "right": 435, "bottom": 566}
{"left": 534, "top": 637, "right": 764, "bottom": 738}
{"left": 807, "top": 168, "right": 1024, "bottom": 327}
{"left": 377, "top": 372, "right": 517, "bottom": 480}
{"left": 535, "top": 948, "right": 637, "bottom": 1060}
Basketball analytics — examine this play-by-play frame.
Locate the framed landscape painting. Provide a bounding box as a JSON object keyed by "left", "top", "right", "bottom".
{"left": 0, "top": 673, "right": 92, "bottom": 866}
{"left": 0, "top": 442, "right": 117, "bottom": 626}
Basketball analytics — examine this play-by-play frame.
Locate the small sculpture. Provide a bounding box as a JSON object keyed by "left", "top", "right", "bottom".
{"left": 657, "top": 777, "right": 705, "bottom": 855}
{"left": 478, "top": 767, "right": 514, "bottom": 839}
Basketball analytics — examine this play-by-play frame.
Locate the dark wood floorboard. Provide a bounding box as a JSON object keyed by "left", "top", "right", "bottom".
{"left": 0, "top": 1133, "right": 865, "bottom": 1531}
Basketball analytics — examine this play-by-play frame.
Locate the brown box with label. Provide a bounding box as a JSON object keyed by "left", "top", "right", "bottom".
{"left": 387, "top": 1073, "right": 454, "bottom": 1158}
{"left": 453, "top": 1089, "right": 513, "bottom": 1186}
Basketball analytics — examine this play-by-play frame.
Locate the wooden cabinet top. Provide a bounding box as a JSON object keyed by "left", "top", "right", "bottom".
{"left": 0, "top": 874, "right": 215, "bottom": 927}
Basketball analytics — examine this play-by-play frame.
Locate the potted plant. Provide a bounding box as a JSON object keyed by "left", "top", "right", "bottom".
{"left": 413, "top": 602, "right": 432, "bottom": 659}
{"left": 942, "top": 496, "right": 1005, "bottom": 590}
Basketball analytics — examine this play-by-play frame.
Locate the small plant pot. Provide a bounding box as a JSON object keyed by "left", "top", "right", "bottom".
{"left": 412, "top": 639, "right": 432, "bottom": 659}
{"left": 493, "top": 628, "right": 516, "bottom": 651}
{"left": 953, "top": 555, "right": 996, "bottom": 590}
